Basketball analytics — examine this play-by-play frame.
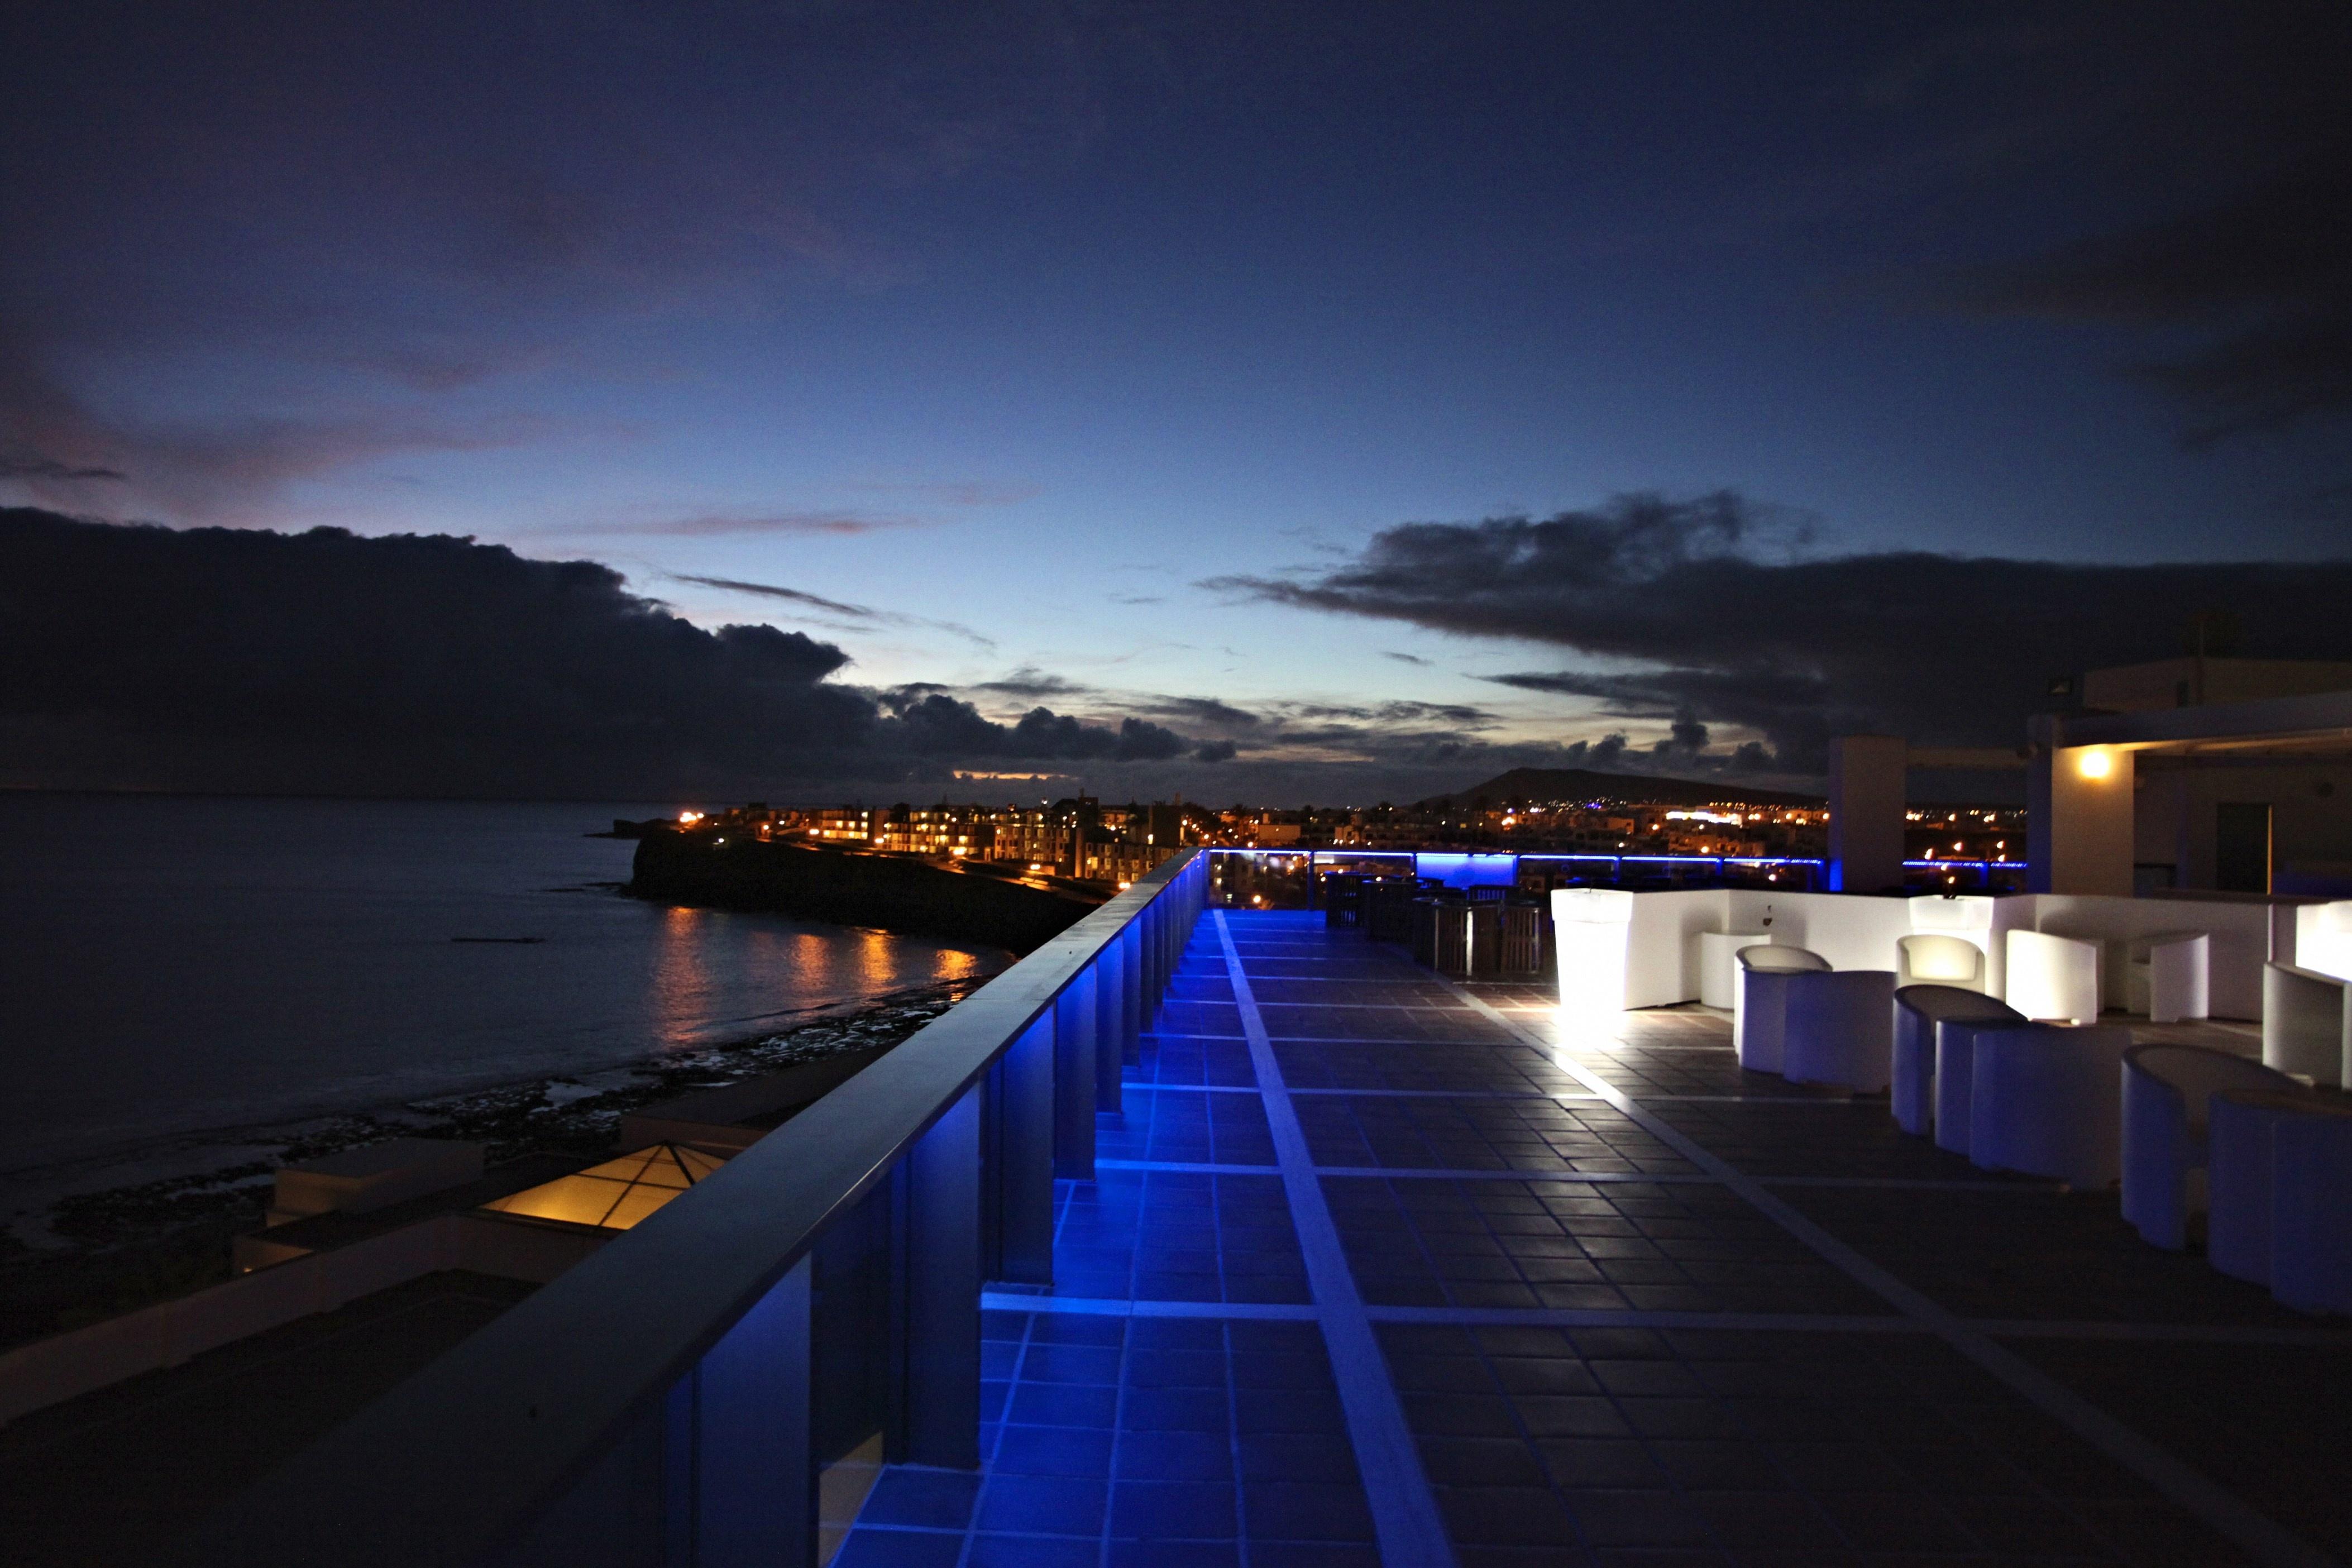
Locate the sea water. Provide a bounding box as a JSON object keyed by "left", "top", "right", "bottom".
{"left": 0, "top": 794, "right": 998, "bottom": 1174}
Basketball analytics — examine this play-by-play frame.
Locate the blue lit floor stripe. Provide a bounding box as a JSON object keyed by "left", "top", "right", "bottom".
{"left": 978, "top": 1291, "right": 1318, "bottom": 1320}
{"left": 979, "top": 1293, "right": 2352, "bottom": 1346}
{"left": 1101, "top": 1154, "right": 2062, "bottom": 1191}
{"left": 1430, "top": 972, "right": 2335, "bottom": 1568}
{"left": 1213, "top": 910, "right": 1457, "bottom": 1568}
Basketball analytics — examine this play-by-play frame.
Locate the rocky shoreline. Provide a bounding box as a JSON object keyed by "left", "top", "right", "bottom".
{"left": 0, "top": 974, "right": 991, "bottom": 1351}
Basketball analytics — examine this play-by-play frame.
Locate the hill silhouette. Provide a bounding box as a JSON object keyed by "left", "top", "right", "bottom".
{"left": 1416, "top": 766, "right": 1822, "bottom": 811}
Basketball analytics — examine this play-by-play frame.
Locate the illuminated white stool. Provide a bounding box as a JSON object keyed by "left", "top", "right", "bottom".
{"left": 2207, "top": 1091, "right": 2313, "bottom": 1288}
{"left": 1896, "top": 934, "right": 1985, "bottom": 992}
{"left": 1892, "top": 986, "right": 2023, "bottom": 1137}
{"left": 1550, "top": 888, "right": 1633, "bottom": 1014}
{"left": 1969, "top": 1023, "right": 2134, "bottom": 1188}
{"left": 2128, "top": 932, "right": 2208, "bottom": 1023}
{"left": 2272, "top": 1101, "right": 2352, "bottom": 1313}
{"left": 1733, "top": 945, "right": 1828, "bottom": 1075}
{"left": 2262, "top": 962, "right": 2350, "bottom": 1088}
{"left": 1782, "top": 969, "right": 1897, "bottom": 1092}
{"left": 2004, "top": 930, "right": 2101, "bottom": 1023}
{"left": 2120, "top": 1043, "right": 2304, "bottom": 1250}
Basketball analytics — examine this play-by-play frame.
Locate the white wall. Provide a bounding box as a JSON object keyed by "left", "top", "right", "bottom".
{"left": 2292, "top": 901, "right": 2352, "bottom": 983}
{"left": 1723, "top": 891, "right": 1915, "bottom": 976}
{"left": 1596, "top": 886, "right": 2282, "bottom": 1020}
{"left": 1623, "top": 889, "right": 1730, "bottom": 1007}
{"left": 2026, "top": 894, "right": 2274, "bottom": 1019}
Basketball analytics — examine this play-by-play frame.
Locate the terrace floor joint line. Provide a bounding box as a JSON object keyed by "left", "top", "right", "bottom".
{"left": 1427, "top": 968, "right": 2335, "bottom": 1568}
{"left": 1212, "top": 909, "right": 1458, "bottom": 1568}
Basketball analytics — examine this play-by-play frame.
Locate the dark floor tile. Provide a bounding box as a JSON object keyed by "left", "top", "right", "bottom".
{"left": 1436, "top": 1483, "right": 1584, "bottom": 1547}
{"left": 967, "top": 1534, "right": 1099, "bottom": 1568}
{"left": 1246, "top": 1543, "right": 1383, "bottom": 1568}
{"left": 1239, "top": 1432, "right": 1361, "bottom": 1485}
{"left": 1009, "top": 1382, "right": 1121, "bottom": 1429}
{"left": 1116, "top": 1428, "right": 1235, "bottom": 1482}
{"left": 993, "top": 1424, "right": 1117, "bottom": 1478}
{"left": 859, "top": 1467, "right": 982, "bottom": 1529}
{"left": 1688, "top": 1490, "right": 1841, "bottom": 1550}
{"left": 1106, "top": 1540, "right": 1242, "bottom": 1568}
{"left": 974, "top": 1474, "right": 1108, "bottom": 1535}
{"left": 1417, "top": 1435, "right": 1549, "bottom": 1488}
{"left": 1562, "top": 1488, "right": 1715, "bottom": 1547}
{"left": 833, "top": 1527, "right": 967, "bottom": 1567}
{"left": 1112, "top": 1480, "right": 1242, "bottom": 1538}
{"left": 1243, "top": 1480, "right": 1380, "bottom": 1542}
{"left": 1122, "top": 1386, "right": 1231, "bottom": 1433}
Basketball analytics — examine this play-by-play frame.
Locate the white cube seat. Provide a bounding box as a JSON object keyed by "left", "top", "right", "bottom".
{"left": 2004, "top": 930, "right": 2102, "bottom": 1024}
{"left": 1733, "top": 945, "right": 1829, "bottom": 1075}
{"left": 2272, "top": 1102, "right": 2352, "bottom": 1314}
{"left": 1896, "top": 934, "right": 1985, "bottom": 992}
{"left": 2119, "top": 1044, "right": 2305, "bottom": 1250}
{"left": 1933, "top": 1016, "right": 2025, "bottom": 1158}
{"left": 1782, "top": 970, "right": 1898, "bottom": 1092}
{"left": 2262, "top": 962, "right": 2351, "bottom": 1088}
{"left": 1892, "top": 987, "right": 2024, "bottom": 1137}
{"left": 2207, "top": 1091, "right": 2320, "bottom": 1289}
{"left": 1967, "top": 1024, "right": 2134, "bottom": 1187}
{"left": 2126, "top": 931, "right": 2209, "bottom": 1023}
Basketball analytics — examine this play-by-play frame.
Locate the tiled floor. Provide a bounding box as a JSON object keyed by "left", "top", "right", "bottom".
{"left": 835, "top": 910, "right": 2352, "bottom": 1567}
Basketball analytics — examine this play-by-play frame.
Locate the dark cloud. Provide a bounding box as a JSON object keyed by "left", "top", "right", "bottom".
{"left": 571, "top": 513, "right": 923, "bottom": 539}
{"left": 0, "top": 510, "right": 1193, "bottom": 795}
{"left": 1193, "top": 739, "right": 1238, "bottom": 763}
{"left": 1212, "top": 490, "right": 2352, "bottom": 771}
{"left": 972, "top": 667, "right": 1093, "bottom": 700}
{"left": 673, "top": 572, "right": 995, "bottom": 649}
{"left": 1958, "top": 148, "right": 2352, "bottom": 442}
{"left": 0, "top": 450, "right": 126, "bottom": 481}
{"left": 1140, "top": 696, "right": 1263, "bottom": 730}
{"left": 671, "top": 575, "right": 874, "bottom": 621}
{"left": 1381, "top": 651, "right": 1432, "bottom": 666}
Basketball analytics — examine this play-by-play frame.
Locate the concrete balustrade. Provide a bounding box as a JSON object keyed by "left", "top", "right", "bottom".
{"left": 179, "top": 850, "right": 1211, "bottom": 1568}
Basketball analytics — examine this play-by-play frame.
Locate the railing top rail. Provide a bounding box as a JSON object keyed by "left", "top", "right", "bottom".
{"left": 184, "top": 850, "right": 1202, "bottom": 1567}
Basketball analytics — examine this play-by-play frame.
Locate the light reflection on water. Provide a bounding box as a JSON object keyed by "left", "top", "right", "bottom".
{"left": 0, "top": 795, "right": 1008, "bottom": 1169}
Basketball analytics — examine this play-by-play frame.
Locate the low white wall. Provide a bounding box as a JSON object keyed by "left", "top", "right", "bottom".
{"left": 2296, "top": 901, "right": 2352, "bottom": 983}
{"left": 0, "top": 1212, "right": 606, "bottom": 1428}
{"left": 1624, "top": 889, "right": 1729, "bottom": 1007}
{"left": 1723, "top": 891, "right": 1915, "bottom": 977}
{"left": 2028, "top": 895, "right": 2274, "bottom": 1020}
{"left": 1598, "top": 888, "right": 2284, "bottom": 1021}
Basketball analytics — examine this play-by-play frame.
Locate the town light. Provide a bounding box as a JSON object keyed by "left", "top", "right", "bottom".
{"left": 2077, "top": 748, "right": 2113, "bottom": 780}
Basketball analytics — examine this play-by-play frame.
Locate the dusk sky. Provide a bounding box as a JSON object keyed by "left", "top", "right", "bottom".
{"left": 4, "top": 3, "right": 2348, "bottom": 801}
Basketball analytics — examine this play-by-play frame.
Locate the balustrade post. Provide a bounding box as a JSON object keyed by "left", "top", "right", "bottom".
{"left": 1092, "top": 946, "right": 1124, "bottom": 1113}
{"left": 1053, "top": 971, "right": 1098, "bottom": 1179}
{"left": 1120, "top": 924, "right": 1144, "bottom": 1066}
{"left": 665, "top": 1255, "right": 813, "bottom": 1567}
{"left": 1142, "top": 901, "right": 1165, "bottom": 1025}
{"left": 897, "top": 1088, "right": 980, "bottom": 1469}
{"left": 991, "top": 1017, "right": 1054, "bottom": 1285}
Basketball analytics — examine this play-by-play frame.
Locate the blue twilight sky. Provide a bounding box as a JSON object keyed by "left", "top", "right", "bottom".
{"left": 3, "top": 3, "right": 2348, "bottom": 801}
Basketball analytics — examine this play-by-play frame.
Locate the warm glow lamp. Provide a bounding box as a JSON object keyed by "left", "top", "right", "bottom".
{"left": 2076, "top": 748, "right": 2112, "bottom": 780}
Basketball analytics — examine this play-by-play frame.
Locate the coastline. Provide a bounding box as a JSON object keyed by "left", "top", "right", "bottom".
{"left": 0, "top": 971, "right": 992, "bottom": 1351}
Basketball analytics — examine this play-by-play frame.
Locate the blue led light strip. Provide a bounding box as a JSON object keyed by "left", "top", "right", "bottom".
{"left": 1212, "top": 909, "right": 1458, "bottom": 1568}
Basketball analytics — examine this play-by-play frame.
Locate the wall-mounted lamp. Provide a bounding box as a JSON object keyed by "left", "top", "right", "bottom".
{"left": 2076, "top": 748, "right": 2113, "bottom": 780}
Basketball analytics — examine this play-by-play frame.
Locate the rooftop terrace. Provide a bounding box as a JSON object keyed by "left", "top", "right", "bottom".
{"left": 835, "top": 910, "right": 2349, "bottom": 1568}
{"left": 151, "top": 859, "right": 2352, "bottom": 1568}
